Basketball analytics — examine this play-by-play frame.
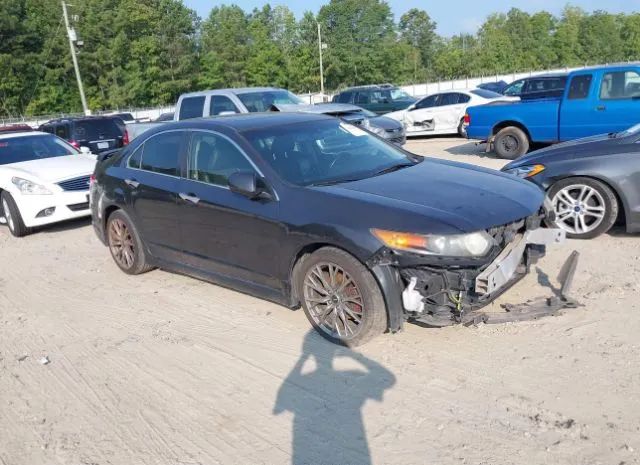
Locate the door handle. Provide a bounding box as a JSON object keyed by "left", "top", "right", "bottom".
{"left": 596, "top": 105, "right": 606, "bottom": 111}
{"left": 124, "top": 178, "right": 140, "bottom": 188}
{"left": 179, "top": 192, "right": 200, "bottom": 205}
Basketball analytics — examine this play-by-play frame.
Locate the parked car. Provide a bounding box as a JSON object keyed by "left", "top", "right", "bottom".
{"left": 386, "top": 89, "right": 513, "bottom": 138}
{"left": 465, "top": 64, "right": 640, "bottom": 159}
{"left": 477, "top": 80, "right": 509, "bottom": 94}
{"left": 91, "top": 113, "right": 563, "bottom": 346}
{"left": 0, "top": 130, "right": 96, "bottom": 237}
{"left": 502, "top": 123, "right": 640, "bottom": 239}
{"left": 130, "top": 88, "right": 406, "bottom": 145}
{"left": 331, "top": 84, "right": 417, "bottom": 114}
{"left": 502, "top": 74, "right": 567, "bottom": 100}
{"left": 39, "top": 116, "right": 128, "bottom": 153}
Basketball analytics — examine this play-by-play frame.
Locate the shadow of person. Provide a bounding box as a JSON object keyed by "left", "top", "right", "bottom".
{"left": 274, "top": 331, "right": 396, "bottom": 465}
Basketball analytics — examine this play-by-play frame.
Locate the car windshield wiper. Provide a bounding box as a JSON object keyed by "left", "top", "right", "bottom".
{"left": 372, "top": 162, "right": 415, "bottom": 177}
{"left": 309, "top": 177, "right": 366, "bottom": 187}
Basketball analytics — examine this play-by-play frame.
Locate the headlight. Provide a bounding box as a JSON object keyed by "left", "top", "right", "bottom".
{"left": 11, "top": 177, "right": 53, "bottom": 195}
{"left": 503, "top": 164, "right": 545, "bottom": 178}
{"left": 362, "top": 119, "right": 385, "bottom": 135}
{"left": 371, "top": 229, "right": 493, "bottom": 257}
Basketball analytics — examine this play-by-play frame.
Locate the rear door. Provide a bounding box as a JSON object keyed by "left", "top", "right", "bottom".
{"left": 125, "top": 130, "right": 187, "bottom": 262}
{"left": 177, "top": 130, "right": 283, "bottom": 289}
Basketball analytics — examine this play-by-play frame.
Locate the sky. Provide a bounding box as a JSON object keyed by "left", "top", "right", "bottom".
{"left": 183, "top": 0, "right": 640, "bottom": 36}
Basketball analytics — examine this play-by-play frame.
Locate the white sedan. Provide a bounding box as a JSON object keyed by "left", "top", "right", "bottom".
{"left": 0, "top": 130, "right": 96, "bottom": 237}
{"left": 386, "top": 89, "right": 514, "bottom": 138}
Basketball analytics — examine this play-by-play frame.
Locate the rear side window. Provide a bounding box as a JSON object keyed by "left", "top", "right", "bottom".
{"left": 568, "top": 75, "right": 593, "bottom": 100}
{"left": 55, "top": 125, "right": 69, "bottom": 139}
{"left": 187, "top": 132, "right": 254, "bottom": 187}
{"left": 600, "top": 71, "right": 640, "bottom": 100}
{"left": 73, "top": 119, "right": 121, "bottom": 141}
{"left": 437, "top": 93, "right": 459, "bottom": 106}
{"left": 210, "top": 95, "right": 239, "bottom": 116}
{"left": 127, "top": 145, "right": 143, "bottom": 169}
{"left": 178, "top": 96, "right": 205, "bottom": 120}
{"left": 355, "top": 92, "right": 370, "bottom": 105}
{"left": 140, "top": 131, "right": 182, "bottom": 176}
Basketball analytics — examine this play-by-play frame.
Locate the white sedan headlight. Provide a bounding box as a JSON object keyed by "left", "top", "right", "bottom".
{"left": 12, "top": 177, "right": 53, "bottom": 195}
{"left": 372, "top": 229, "right": 494, "bottom": 257}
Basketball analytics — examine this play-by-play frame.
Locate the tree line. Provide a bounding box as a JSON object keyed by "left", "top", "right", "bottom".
{"left": 1, "top": 0, "right": 640, "bottom": 118}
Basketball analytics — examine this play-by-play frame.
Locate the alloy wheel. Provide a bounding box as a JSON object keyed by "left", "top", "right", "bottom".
{"left": 2, "top": 199, "right": 14, "bottom": 232}
{"left": 552, "top": 184, "right": 606, "bottom": 235}
{"left": 108, "top": 218, "right": 136, "bottom": 269}
{"left": 303, "top": 262, "right": 364, "bottom": 339}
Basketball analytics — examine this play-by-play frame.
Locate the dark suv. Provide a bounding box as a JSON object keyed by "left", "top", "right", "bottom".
{"left": 39, "top": 116, "right": 127, "bottom": 153}
{"left": 502, "top": 74, "right": 568, "bottom": 100}
{"left": 332, "top": 85, "right": 417, "bottom": 114}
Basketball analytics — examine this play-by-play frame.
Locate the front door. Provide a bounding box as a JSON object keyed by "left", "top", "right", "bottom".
{"left": 177, "top": 130, "right": 283, "bottom": 290}
{"left": 125, "top": 130, "right": 187, "bottom": 262}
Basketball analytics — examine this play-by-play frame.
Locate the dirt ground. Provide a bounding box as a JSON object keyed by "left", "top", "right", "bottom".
{"left": 1, "top": 137, "right": 639, "bottom": 465}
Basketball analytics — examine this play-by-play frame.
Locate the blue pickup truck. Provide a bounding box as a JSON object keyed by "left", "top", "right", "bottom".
{"left": 465, "top": 64, "right": 640, "bottom": 159}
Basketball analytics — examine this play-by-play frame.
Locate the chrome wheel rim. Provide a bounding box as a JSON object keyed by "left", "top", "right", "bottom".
{"left": 2, "top": 199, "right": 14, "bottom": 232}
{"left": 303, "top": 263, "right": 364, "bottom": 339}
{"left": 108, "top": 218, "right": 135, "bottom": 269}
{"left": 552, "top": 184, "right": 606, "bottom": 235}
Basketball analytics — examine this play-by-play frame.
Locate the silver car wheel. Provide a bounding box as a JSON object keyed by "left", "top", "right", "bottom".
{"left": 552, "top": 184, "right": 606, "bottom": 235}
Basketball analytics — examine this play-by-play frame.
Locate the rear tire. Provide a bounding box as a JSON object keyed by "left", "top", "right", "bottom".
{"left": 106, "top": 209, "right": 154, "bottom": 275}
{"left": 457, "top": 118, "right": 467, "bottom": 138}
{"left": 494, "top": 126, "right": 529, "bottom": 159}
{"left": 1, "top": 192, "right": 31, "bottom": 237}
{"left": 295, "top": 247, "right": 387, "bottom": 347}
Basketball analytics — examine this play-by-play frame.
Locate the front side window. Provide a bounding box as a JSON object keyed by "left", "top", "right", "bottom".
{"left": 187, "top": 132, "right": 254, "bottom": 187}
{"left": 354, "top": 92, "right": 370, "bottom": 105}
{"left": 600, "top": 71, "right": 640, "bottom": 100}
{"left": 210, "top": 95, "right": 239, "bottom": 116}
{"left": 0, "top": 134, "right": 78, "bottom": 165}
{"left": 178, "top": 96, "right": 206, "bottom": 120}
{"left": 140, "top": 131, "right": 182, "bottom": 176}
{"left": 243, "top": 119, "right": 419, "bottom": 186}
{"left": 568, "top": 74, "right": 593, "bottom": 100}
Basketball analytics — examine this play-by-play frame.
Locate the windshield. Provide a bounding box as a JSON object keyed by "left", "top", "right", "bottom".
{"left": 243, "top": 119, "right": 419, "bottom": 186}
{"left": 390, "top": 88, "right": 411, "bottom": 100}
{"left": 238, "top": 90, "right": 304, "bottom": 112}
{"left": 471, "top": 89, "right": 504, "bottom": 99}
{"left": 0, "top": 134, "right": 78, "bottom": 165}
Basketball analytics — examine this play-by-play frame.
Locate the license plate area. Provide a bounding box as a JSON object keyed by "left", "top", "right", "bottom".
{"left": 97, "top": 141, "right": 109, "bottom": 149}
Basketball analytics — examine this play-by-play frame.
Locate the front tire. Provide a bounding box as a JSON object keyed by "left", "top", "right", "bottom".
{"left": 106, "top": 210, "right": 154, "bottom": 274}
{"left": 494, "top": 126, "right": 529, "bottom": 159}
{"left": 1, "top": 192, "right": 31, "bottom": 237}
{"left": 547, "top": 177, "right": 618, "bottom": 239}
{"left": 296, "top": 247, "right": 388, "bottom": 347}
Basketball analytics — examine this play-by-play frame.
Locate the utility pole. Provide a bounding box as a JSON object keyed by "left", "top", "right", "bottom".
{"left": 317, "top": 21, "right": 325, "bottom": 98}
{"left": 61, "top": 1, "right": 90, "bottom": 115}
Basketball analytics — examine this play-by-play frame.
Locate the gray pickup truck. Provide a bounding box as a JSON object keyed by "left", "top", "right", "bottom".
{"left": 127, "top": 87, "right": 406, "bottom": 145}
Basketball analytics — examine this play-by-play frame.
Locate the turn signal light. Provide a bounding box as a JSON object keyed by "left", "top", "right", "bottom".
{"left": 371, "top": 229, "right": 428, "bottom": 251}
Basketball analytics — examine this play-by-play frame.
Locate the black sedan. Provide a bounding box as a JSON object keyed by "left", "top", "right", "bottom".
{"left": 91, "top": 113, "right": 562, "bottom": 346}
{"left": 502, "top": 124, "right": 640, "bottom": 239}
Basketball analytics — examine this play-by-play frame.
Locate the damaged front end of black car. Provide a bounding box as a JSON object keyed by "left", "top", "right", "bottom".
{"left": 367, "top": 203, "right": 578, "bottom": 329}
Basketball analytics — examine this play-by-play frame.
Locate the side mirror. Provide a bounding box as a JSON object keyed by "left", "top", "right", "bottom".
{"left": 407, "top": 104, "right": 416, "bottom": 111}
{"left": 228, "top": 171, "right": 272, "bottom": 200}
{"left": 79, "top": 146, "right": 91, "bottom": 155}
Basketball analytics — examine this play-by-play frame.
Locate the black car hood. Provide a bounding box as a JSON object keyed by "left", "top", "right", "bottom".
{"left": 506, "top": 132, "right": 633, "bottom": 168}
{"left": 319, "top": 159, "right": 545, "bottom": 233}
